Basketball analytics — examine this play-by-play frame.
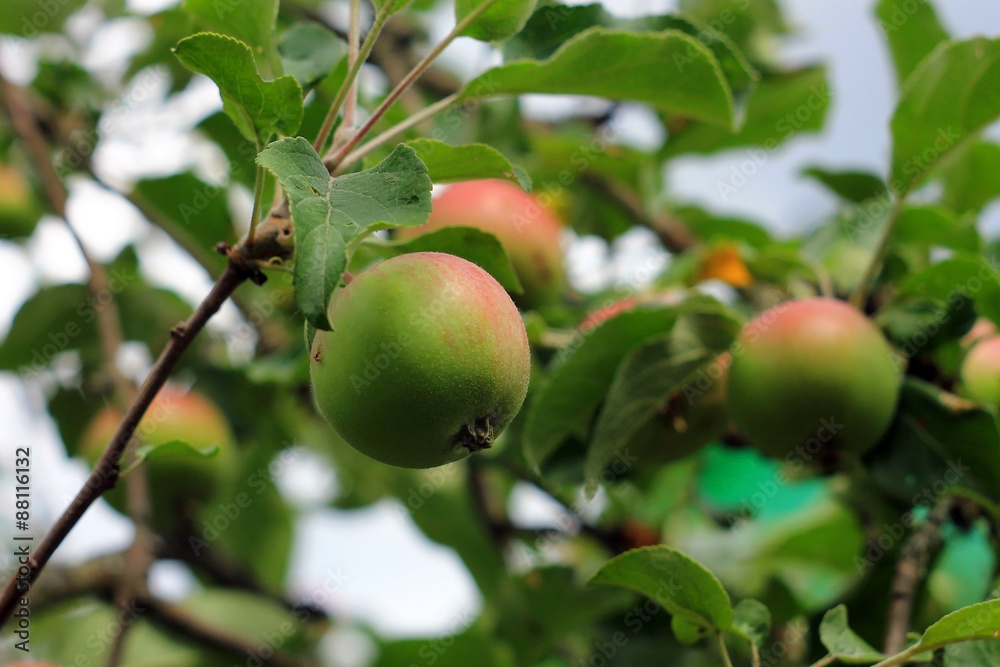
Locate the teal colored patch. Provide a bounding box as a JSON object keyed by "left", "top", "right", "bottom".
{"left": 697, "top": 443, "right": 828, "bottom": 520}
{"left": 929, "top": 522, "right": 996, "bottom": 613}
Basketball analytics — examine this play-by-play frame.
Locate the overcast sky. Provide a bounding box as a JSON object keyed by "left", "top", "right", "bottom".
{"left": 1, "top": 1, "right": 999, "bottom": 662}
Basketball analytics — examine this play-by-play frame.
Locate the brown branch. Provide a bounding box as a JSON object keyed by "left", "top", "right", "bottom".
{"left": 0, "top": 261, "right": 251, "bottom": 626}
{"left": 582, "top": 174, "right": 695, "bottom": 254}
{"left": 25, "top": 554, "right": 123, "bottom": 610}
{"left": 157, "top": 540, "right": 328, "bottom": 621}
{"left": 0, "top": 55, "right": 157, "bottom": 659}
{"left": 882, "top": 499, "right": 951, "bottom": 655}
{"left": 107, "top": 465, "right": 156, "bottom": 667}
{"left": 142, "top": 597, "right": 315, "bottom": 667}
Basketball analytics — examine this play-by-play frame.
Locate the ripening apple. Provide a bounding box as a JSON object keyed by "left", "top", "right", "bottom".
{"left": 960, "top": 335, "right": 1000, "bottom": 405}
{"left": 728, "top": 298, "right": 901, "bottom": 461}
{"left": 961, "top": 318, "right": 996, "bottom": 348}
{"left": 310, "top": 252, "right": 530, "bottom": 468}
{"left": 0, "top": 165, "right": 40, "bottom": 236}
{"left": 79, "top": 386, "right": 235, "bottom": 529}
{"left": 395, "top": 179, "right": 565, "bottom": 309}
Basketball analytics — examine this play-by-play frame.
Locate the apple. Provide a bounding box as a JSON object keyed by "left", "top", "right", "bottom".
{"left": 728, "top": 298, "right": 900, "bottom": 461}
{"left": 310, "top": 252, "right": 530, "bottom": 468}
{"left": 960, "top": 335, "right": 1000, "bottom": 405}
{"left": 395, "top": 179, "right": 565, "bottom": 308}
{"left": 79, "top": 386, "right": 235, "bottom": 529}
{"left": 960, "top": 318, "right": 996, "bottom": 348}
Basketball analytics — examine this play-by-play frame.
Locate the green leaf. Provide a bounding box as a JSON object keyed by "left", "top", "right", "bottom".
{"left": 279, "top": 23, "right": 347, "bottom": 90}
{"left": 818, "top": 605, "right": 886, "bottom": 663}
{"left": 876, "top": 294, "right": 976, "bottom": 354}
{"left": 672, "top": 206, "right": 772, "bottom": 248}
{"left": 890, "top": 205, "right": 979, "bottom": 252}
{"left": 495, "top": 566, "right": 634, "bottom": 662}
{"left": 457, "top": 0, "right": 537, "bottom": 42}
{"left": 182, "top": 0, "right": 280, "bottom": 72}
{"left": 523, "top": 307, "right": 683, "bottom": 469}
{"left": 589, "top": 546, "right": 734, "bottom": 639}
{"left": 174, "top": 33, "right": 303, "bottom": 145}
{"left": 374, "top": 625, "right": 511, "bottom": 667}
{"left": 901, "top": 379, "right": 1000, "bottom": 498}
{"left": 256, "top": 138, "right": 432, "bottom": 329}
{"left": 122, "top": 440, "right": 219, "bottom": 477}
{"left": 585, "top": 307, "right": 740, "bottom": 494}
{"left": 875, "top": 0, "right": 950, "bottom": 85}
{"left": 405, "top": 139, "right": 530, "bottom": 189}
{"left": 177, "top": 589, "right": 310, "bottom": 652}
{"left": 939, "top": 141, "right": 1000, "bottom": 215}
{"left": 945, "top": 640, "right": 1000, "bottom": 666}
{"left": 898, "top": 255, "right": 1000, "bottom": 326}
{"left": 397, "top": 472, "right": 507, "bottom": 599}
{"left": 890, "top": 37, "right": 1000, "bottom": 194}
{"left": 662, "top": 66, "right": 829, "bottom": 157}
{"left": 679, "top": 0, "right": 788, "bottom": 64}
{"left": 802, "top": 167, "right": 889, "bottom": 205}
{"left": 209, "top": 442, "right": 296, "bottom": 589}
{"left": 504, "top": 6, "right": 756, "bottom": 105}
{"left": 370, "top": 0, "right": 417, "bottom": 15}
{"left": 0, "top": 279, "right": 193, "bottom": 375}
{"left": 729, "top": 599, "right": 771, "bottom": 647}
{"left": 867, "top": 378, "right": 1000, "bottom": 504}
{"left": 460, "top": 27, "right": 736, "bottom": 129}
{"left": 366, "top": 226, "right": 523, "bottom": 294}
{"left": 0, "top": 0, "right": 87, "bottom": 36}
{"left": 918, "top": 599, "right": 1000, "bottom": 649}
{"left": 132, "top": 172, "right": 236, "bottom": 272}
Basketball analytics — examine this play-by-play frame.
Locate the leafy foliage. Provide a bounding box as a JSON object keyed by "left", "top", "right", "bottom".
{"left": 3, "top": 0, "right": 1000, "bottom": 665}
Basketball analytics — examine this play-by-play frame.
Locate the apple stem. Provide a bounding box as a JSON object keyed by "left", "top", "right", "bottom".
{"left": 849, "top": 198, "right": 906, "bottom": 310}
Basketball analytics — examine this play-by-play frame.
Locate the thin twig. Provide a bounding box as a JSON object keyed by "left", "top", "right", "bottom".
{"left": 313, "top": 5, "right": 392, "bottom": 154}
{"left": 157, "top": 540, "right": 328, "bottom": 620}
{"left": 330, "top": 0, "right": 362, "bottom": 154}
{"left": 0, "top": 58, "right": 157, "bottom": 661}
{"left": 466, "top": 460, "right": 507, "bottom": 551}
{"left": 849, "top": 198, "right": 905, "bottom": 309}
{"left": 141, "top": 596, "right": 315, "bottom": 667}
{"left": 106, "top": 461, "right": 156, "bottom": 667}
{"left": 807, "top": 655, "right": 837, "bottom": 667}
{"left": 247, "top": 163, "right": 267, "bottom": 244}
{"left": 582, "top": 174, "right": 695, "bottom": 254}
{"left": 0, "top": 262, "right": 249, "bottom": 626}
{"left": 0, "top": 69, "right": 127, "bottom": 395}
{"left": 322, "top": 0, "right": 502, "bottom": 171}
{"left": 330, "top": 93, "right": 459, "bottom": 174}
{"left": 716, "top": 632, "right": 735, "bottom": 667}
{"left": 882, "top": 499, "right": 951, "bottom": 655}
